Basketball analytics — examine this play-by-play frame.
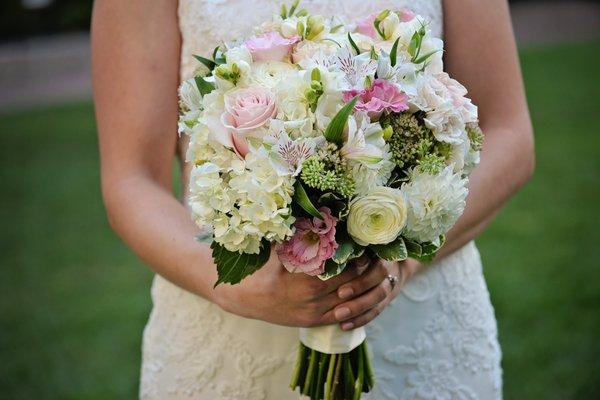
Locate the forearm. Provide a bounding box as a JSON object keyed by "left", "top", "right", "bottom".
{"left": 436, "top": 125, "right": 534, "bottom": 259}
{"left": 103, "top": 174, "right": 219, "bottom": 300}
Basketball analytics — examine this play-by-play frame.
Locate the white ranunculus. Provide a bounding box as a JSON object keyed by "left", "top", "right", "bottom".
{"left": 250, "top": 61, "right": 296, "bottom": 89}
{"left": 400, "top": 166, "right": 468, "bottom": 245}
{"left": 292, "top": 40, "right": 336, "bottom": 63}
{"left": 347, "top": 187, "right": 408, "bottom": 246}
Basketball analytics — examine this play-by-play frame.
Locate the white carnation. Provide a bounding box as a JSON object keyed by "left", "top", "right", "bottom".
{"left": 401, "top": 166, "right": 468, "bottom": 244}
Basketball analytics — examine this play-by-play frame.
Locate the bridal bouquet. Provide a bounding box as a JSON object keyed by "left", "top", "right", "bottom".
{"left": 178, "top": 1, "right": 482, "bottom": 398}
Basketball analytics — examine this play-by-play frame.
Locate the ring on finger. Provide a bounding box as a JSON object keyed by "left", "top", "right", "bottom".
{"left": 386, "top": 274, "right": 399, "bottom": 291}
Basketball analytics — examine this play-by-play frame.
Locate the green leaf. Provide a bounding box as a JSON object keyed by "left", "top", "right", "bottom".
{"left": 371, "top": 237, "right": 408, "bottom": 262}
{"left": 324, "top": 96, "right": 358, "bottom": 144}
{"left": 318, "top": 259, "right": 347, "bottom": 281}
{"left": 288, "top": 0, "right": 299, "bottom": 17}
{"left": 332, "top": 238, "right": 364, "bottom": 265}
{"left": 293, "top": 181, "right": 324, "bottom": 220}
{"left": 212, "top": 45, "right": 220, "bottom": 60}
{"left": 389, "top": 37, "right": 400, "bottom": 67}
{"left": 412, "top": 49, "right": 442, "bottom": 65}
{"left": 404, "top": 239, "right": 422, "bottom": 258}
{"left": 347, "top": 33, "right": 360, "bottom": 55}
{"left": 212, "top": 241, "right": 271, "bottom": 287}
{"left": 194, "top": 76, "right": 215, "bottom": 96}
{"left": 193, "top": 54, "right": 216, "bottom": 71}
{"left": 407, "top": 30, "right": 422, "bottom": 58}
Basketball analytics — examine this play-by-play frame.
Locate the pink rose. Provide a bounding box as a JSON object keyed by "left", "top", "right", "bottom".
{"left": 344, "top": 79, "right": 409, "bottom": 119}
{"left": 244, "top": 31, "right": 301, "bottom": 62}
{"left": 276, "top": 207, "right": 338, "bottom": 276}
{"left": 220, "top": 87, "right": 277, "bottom": 156}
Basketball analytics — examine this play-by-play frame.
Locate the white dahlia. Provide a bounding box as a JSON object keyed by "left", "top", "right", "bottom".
{"left": 400, "top": 166, "right": 468, "bottom": 244}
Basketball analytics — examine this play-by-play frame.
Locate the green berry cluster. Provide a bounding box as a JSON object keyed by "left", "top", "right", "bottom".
{"left": 380, "top": 112, "right": 437, "bottom": 169}
{"left": 300, "top": 143, "right": 355, "bottom": 197}
{"left": 466, "top": 122, "right": 484, "bottom": 151}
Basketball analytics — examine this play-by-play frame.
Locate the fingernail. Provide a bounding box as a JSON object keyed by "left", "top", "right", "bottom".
{"left": 334, "top": 307, "right": 351, "bottom": 320}
{"left": 341, "top": 322, "right": 354, "bottom": 331}
{"left": 338, "top": 287, "right": 354, "bottom": 299}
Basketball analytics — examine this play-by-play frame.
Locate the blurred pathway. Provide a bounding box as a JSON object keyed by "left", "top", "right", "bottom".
{"left": 0, "top": 1, "right": 598, "bottom": 112}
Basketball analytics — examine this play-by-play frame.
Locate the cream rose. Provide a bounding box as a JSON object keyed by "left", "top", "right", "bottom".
{"left": 347, "top": 187, "right": 407, "bottom": 246}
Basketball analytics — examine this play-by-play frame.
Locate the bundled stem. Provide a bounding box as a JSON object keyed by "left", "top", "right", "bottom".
{"left": 290, "top": 341, "right": 374, "bottom": 400}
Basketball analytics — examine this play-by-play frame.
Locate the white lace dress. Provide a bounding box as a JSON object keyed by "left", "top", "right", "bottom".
{"left": 140, "top": 1, "right": 503, "bottom": 399}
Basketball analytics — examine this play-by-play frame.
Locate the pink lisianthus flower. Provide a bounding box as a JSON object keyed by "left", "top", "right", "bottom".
{"left": 244, "top": 31, "right": 301, "bottom": 62}
{"left": 276, "top": 207, "right": 338, "bottom": 276}
{"left": 344, "top": 79, "right": 409, "bottom": 120}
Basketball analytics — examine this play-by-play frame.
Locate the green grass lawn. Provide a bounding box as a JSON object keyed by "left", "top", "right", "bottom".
{"left": 1, "top": 41, "right": 599, "bottom": 399}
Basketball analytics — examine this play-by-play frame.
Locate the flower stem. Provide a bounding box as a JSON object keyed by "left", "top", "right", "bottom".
{"left": 352, "top": 344, "right": 365, "bottom": 400}
{"left": 329, "top": 352, "right": 343, "bottom": 399}
{"left": 290, "top": 342, "right": 307, "bottom": 390}
{"left": 324, "top": 353, "right": 337, "bottom": 400}
{"left": 363, "top": 341, "right": 375, "bottom": 391}
{"left": 302, "top": 349, "right": 318, "bottom": 395}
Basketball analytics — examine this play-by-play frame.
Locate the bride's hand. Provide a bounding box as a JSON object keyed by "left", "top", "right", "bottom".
{"left": 329, "top": 258, "right": 421, "bottom": 331}
{"left": 213, "top": 250, "right": 387, "bottom": 328}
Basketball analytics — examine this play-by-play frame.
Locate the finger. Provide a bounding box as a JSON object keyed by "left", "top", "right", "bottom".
{"left": 336, "top": 259, "right": 388, "bottom": 300}
{"left": 326, "top": 281, "right": 390, "bottom": 323}
{"left": 315, "top": 264, "right": 363, "bottom": 295}
{"left": 340, "top": 299, "right": 387, "bottom": 331}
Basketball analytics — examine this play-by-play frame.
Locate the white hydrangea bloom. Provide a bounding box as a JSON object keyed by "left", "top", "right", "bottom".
{"left": 188, "top": 146, "right": 295, "bottom": 254}
{"left": 401, "top": 166, "right": 468, "bottom": 245}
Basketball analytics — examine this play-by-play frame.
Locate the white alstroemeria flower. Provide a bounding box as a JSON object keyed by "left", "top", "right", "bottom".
{"left": 267, "top": 130, "right": 319, "bottom": 176}
{"left": 334, "top": 48, "right": 377, "bottom": 90}
{"left": 178, "top": 78, "right": 203, "bottom": 112}
{"left": 340, "top": 114, "right": 385, "bottom": 164}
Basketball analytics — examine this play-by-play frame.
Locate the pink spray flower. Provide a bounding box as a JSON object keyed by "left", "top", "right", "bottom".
{"left": 244, "top": 31, "right": 301, "bottom": 62}
{"left": 344, "top": 79, "right": 409, "bottom": 120}
{"left": 356, "top": 13, "right": 379, "bottom": 39}
{"left": 356, "top": 10, "right": 416, "bottom": 39}
{"left": 398, "top": 9, "right": 417, "bottom": 22}
{"left": 276, "top": 207, "right": 338, "bottom": 276}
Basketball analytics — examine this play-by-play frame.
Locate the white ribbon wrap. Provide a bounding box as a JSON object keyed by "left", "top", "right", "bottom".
{"left": 299, "top": 325, "right": 366, "bottom": 354}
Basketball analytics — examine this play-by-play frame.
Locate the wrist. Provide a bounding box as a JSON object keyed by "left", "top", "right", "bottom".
{"left": 399, "top": 258, "right": 421, "bottom": 286}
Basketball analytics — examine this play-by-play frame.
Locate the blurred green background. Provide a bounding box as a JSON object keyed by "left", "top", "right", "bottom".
{"left": 1, "top": 0, "right": 600, "bottom": 397}
{"left": 1, "top": 40, "right": 599, "bottom": 399}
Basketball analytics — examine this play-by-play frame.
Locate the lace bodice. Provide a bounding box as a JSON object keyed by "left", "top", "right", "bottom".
{"left": 140, "top": 2, "right": 502, "bottom": 399}
{"left": 178, "top": 0, "right": 444, "bottom": 80}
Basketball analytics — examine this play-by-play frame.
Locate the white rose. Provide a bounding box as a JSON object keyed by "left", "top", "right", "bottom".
{"left": 347, "top": 187, "right": 407, "bottom": 246}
